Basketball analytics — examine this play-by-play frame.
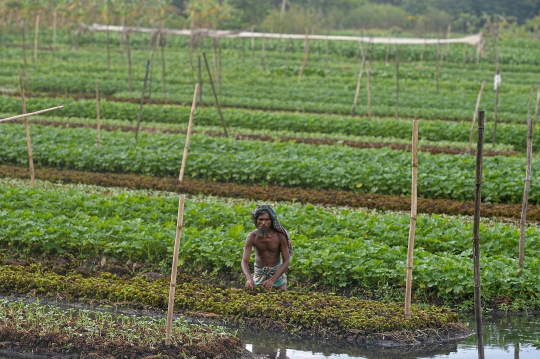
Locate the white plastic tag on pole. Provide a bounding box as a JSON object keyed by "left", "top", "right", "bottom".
{"left": 494, "top": 74, "right": 501, "bottom": 91}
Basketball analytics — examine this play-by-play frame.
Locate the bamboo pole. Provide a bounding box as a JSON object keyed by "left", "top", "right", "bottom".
{"left": 395, "top": 44, "right": 399, "bottom": 120}
{"left": 188, "top": 23, "right": 195, "bottom": 84}
{"left": 473, "top": 110, "right": 486, "bottom": 359}
{"left": 165, "top": 194, "right": 186, "bottom": 346}
{"left": 352, "top": 46, "right": 367, "bottom": 116}
{"left": 33, "top": 14, "right": 39, "bottom": 62}
{"left": 283, "top": 38, "right": 290, "bottom": 77}
{"left": 179, "top": 84, "right": 199, "bottom": 182}
{"left": 298, "top": 30, "right": 310, "bottom": 82}
{"left": 53, "top": 9, "right": 57, "bottom": 56}
{"left": 325, "top": 34, "right": 329, "bottom": 77}
{"left": 212, "top": 38, "right": 218, "bottom": 86}
{"left": 147, "top": 32, "right": 160, "bottom": 104}
{"left": 261, "top": 32, "right": 265, "bottom": 72}
{"left": 385, "top": 31, "right": 391, "bottom": 65}
{"left": 436, "top": 35, "right": 440, "bottom": 94}
{"left": 468, "top": 81, "right": 486, "bottom": 153}
{"left": 202, "top": 52, "right": 228, "bottom": 137}
{"left": 367, "top": 69, "right": 371, "bottom": 120}
{"left": 404, "top": 119, "right": 418, "bottom": 318}
{"left": 18, "top": 68, "right": 35, "bottom": 186}
{"left": 419, "top": 37, "right": 425, "bottom": 66}
{"left": 493, "top": 69, "right": 500, "bottom": 145}
{"left": 444, "top": 24, "right": 451, "bottom": 62}
{"left": 0, "top": 106, "right": 64, "bottom": 123}
{"left": 161, "top": 34, "right": 167, "bottom": 104}
{"left": 198, "top": 55, "right": 202, "bottom": 106}
{"left": 518, "top": 86, "right": 535, "bottom": 273}
{"left": 127, "top": 32, "right": 132, "bottom": 93}
{"left": 462, "top": 43, "right": 467, "bottom": 69}
{"left": 96, "top": 81, "right": 101, "bottom": 149}
{"left": 218, "top": 40, "right": 222, "bottom": 88}
{"left": 21, "top": 21, "right": 29, "bottom": 93}
{"left": 251, "top": 25, "right": 255, "bottom": 59}
{"left": 106, "top": 25, "right": 111, "bottom": 80}
{"left": 134, "top": 60, "right": 150, "bottom": 142}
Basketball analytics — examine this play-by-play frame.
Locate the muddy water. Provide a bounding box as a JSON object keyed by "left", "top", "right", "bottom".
{"left": 240, "top": 314, "right": 540, "bottom": 359}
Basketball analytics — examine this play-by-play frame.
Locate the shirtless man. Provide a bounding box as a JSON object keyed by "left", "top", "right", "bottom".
{"left": 241, "top": 205, "right": 292, "bottom": 291}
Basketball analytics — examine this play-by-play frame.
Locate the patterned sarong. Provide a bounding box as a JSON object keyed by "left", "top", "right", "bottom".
{"left": 253, "top": 262, "right": 287, "bottom": 288}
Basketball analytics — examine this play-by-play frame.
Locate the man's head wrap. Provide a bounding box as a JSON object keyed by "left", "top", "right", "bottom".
{"left": 251, "top": 204, "right": 293, "bottom": 256}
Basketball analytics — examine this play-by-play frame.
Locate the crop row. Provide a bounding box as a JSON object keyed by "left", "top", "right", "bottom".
{"left": 0, "top": 95, "right": 534, "bottom": 151}
{"left": 0, "top": 124, "right": 536, "bottom": 203}
{"left": 0, "top": 264, "right": 464, "bottom": 342}
{"left": 14, "top": 115, "right": 516, "bottom": 156}
{"left": 0, "top": 298, "right": 241, "bottom": 358}
{"left": 0, "top": 41, "right": 535, "bottom": 121}
{"left": 1, "top": 180, "right": 540, "bottom": 306}
{"left": 2, "top": 164, "right": 538, "bottom": 221}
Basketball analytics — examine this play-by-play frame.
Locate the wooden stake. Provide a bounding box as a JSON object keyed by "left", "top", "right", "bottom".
{"left": 33, "top": 14, "right": 39, "bottom": 62}
{"left": 203, "top": 52, "right": 227, "bottom": 137}
{"left": 283, "top": 38, "right": 290, "bottom": 77}
{"left": 147, "top": 32, "right": 160, "bottom": 104}
{"left": 212, "top": 38, "right": 218, "bottom": 86}
{"left": 493, "top": 70, "right": 500, "bottom": 145}
{"left": 0, "top": 106, "right": 64, "bottom": 123}
{"left": 127, "top": 32, "right": 132, "bottom": 93}
{"left": 419, "top": 38, "right": 425, "bottom": 66}
{"left": 518, "top": 86, "right": 535, "bottom": 273}
{"left": 385, "top": 31, "right": 391, "bottom": 65}
{"left": 161, "top": 34, "right": 167, "bottom": 104}
{"left": 468, "top": 81, "right": 486, "bottom": 153}
{"left": 473, "top": 110, "right": 486, "bottom": 359}
{"left": 298, "top": 30, "right": 310, "bottom": 82}
{"left": 395, "top": 45, "right": 399, "bottom": 120}
{"left": 106, "top": 25, "right": 111, "bottom": 80}
{"left": 352, "top": 46, "right": 367, "bottom": 116}
{"left": 135, "top": 60, "right": 150, "bottom": 142}
{"left": 179, "top": 84, "right": 199, "bottom": 182}
{"left": 251, "top": 25, "right": 255, "bottom": 59}
{"left": 444, "top": 24, "right": 451, "bottom": 62}
{"left": 165, "top": 194, "right": 186, "bottom": 346}
{"left": 462, "top": 43, "right": 467, "bottom": 69}
{"left": 198, "top": 55, "right": 202, "bottom": 106}
{"left": 18, "top": 68, "right": 35, "bottom": 186}
{"left": 436, "top": 35, "right": 440, "bottom": 94}
{"left": 367, "top": 69, "right": 371, "bottom": 120}
{"left": 96, "top": 81, "right": 101, "bottom": 149}
{"left": 53, "top": 8, "right": 57, "bottom": 55}
{"left": 261, "top": 32, "right": 265, "bottom": 72}
{"left": 21, "top": 21, "right": 29, "bottom": 93}
{"left": 404, "top": 119, "right": 418, "bottom": 318}
{"left": 325, "top": 34, "right": 329, "bottom": 77}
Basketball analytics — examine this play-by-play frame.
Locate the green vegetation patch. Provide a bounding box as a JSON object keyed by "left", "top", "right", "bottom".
{"left": 0, "top": 298, "right": 244, "bottom": 358}
{"left": 0, "top": 263, "right": 466, "bottom": 345}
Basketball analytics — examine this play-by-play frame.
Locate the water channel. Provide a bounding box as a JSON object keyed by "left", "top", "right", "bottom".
{"left": 240, "top": 314, "right": 540, "bottom": 359}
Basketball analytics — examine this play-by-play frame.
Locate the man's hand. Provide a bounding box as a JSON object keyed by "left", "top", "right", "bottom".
{"left": 245, "top": 278, "right": 256, "bottom": 290}
{"left": 261, "top": 279, "right": 275, "bottom": 290}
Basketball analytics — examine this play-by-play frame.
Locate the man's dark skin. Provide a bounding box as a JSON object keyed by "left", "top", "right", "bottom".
{"left": 241, "top": 212, "right": 290, "bottom": 291}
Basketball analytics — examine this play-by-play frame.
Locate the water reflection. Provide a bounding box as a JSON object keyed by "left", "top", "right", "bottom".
{"left": 241, "top": 314, "right": 540, "bottom": 359}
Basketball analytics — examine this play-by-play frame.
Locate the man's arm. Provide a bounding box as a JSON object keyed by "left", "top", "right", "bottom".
{"left": 241, "top": 233, "right": 256, "bottom": 289}
{"left": 261, "top": 233, "right": 290, "bottom": 289}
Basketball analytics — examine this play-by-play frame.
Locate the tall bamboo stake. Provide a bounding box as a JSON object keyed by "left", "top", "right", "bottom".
{"left": 325, "top": 34, "right": 329, "bottom": 76}
{"left": 261, "top": 32, "right": 265, "bottom": 72}
{"left": 395, "top": 45, "right": 399, "bottom": 120}
{"left": 462, "top": 43, "right": 467, "bottom": 69}
{"left": 352, "top": 47, "right": 367, "bottom": 116}
{"left": 165, "top": 194, "right": 186, "bottom": 346}
{"left": 212, "top": 38, "right": 218, "bottom": 86}
{"left": 444, "top": 24, "right": 451, "bottom": 62}
{"left": 404, "top": 119, "right": 418, "bottom": 318}
{"left": 367, "top": 69, "right": 371, "bottom": 120}
{"left": 251, "top": 25, "right": 255, "bottom": 59}
{"left": 298, "top": 30, "right": 310, "bottom": 82}
{"left": 419, "top": 37, "right": 425, "bottom": 66}
{"left": 147, "top": 32, "right": 160, "bottom": 104}
{"left": 179, "top": 84, "right": 199, "bottom": 182}
{"left": 385, "top": 31, "right": 391, "bottom": 65}
{"left": 203, "top": 52, "right": 227, "bottom": 137}
{"left": 33, "top": 14, "right": 39, "bottom": 63}
{"left": 518, "top": 86, "right": 535, "bottom": 273}
{"left": 473, "top": 110, "right": 486, "bottom": 359}
{"left": 106, "top": 25, "right": 111, "bottom": 80}
{"left": 493, "top": 70, "right": 500, "bottom": 145}
{"left": 468, "top": 81, "right": 486, "bottom": 153}
{"left": 188, "top": 23, "right": 195, "bottom": 84}
{"left": 0, "top": 106, "right": 64, "bottom": 123}
{"left": 96, "top": 81, "right": 101, "bottom": 149}
{"left": 161, "top": 35, "right": 167, "bottom": 104}
{"left": 52, "top": 8, "right": 57, "bottom": 56}
{"left": 218, "top": 40, "right": 222, "bottom": 88}
{"left": 283, "top": 38, "right": 290, "bottom": 77}
{"left": 127, "top": 32, "right": 132, "bottom": 93}
{"left": 135, "top": 60, "right": 150, "bottom": 142}
{"left": 18, "top": 68, "right": 35, "bottom": 186}
{"left": 198, "top": 55, "right": 202, "bottom": 106}
{"left": 436, "top": 35, "right": 440, "bottom": 94}
{"left": 21, "top": 21, "right": 29, "bottom": 93}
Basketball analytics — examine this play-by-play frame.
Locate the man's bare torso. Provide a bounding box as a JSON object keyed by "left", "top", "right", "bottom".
{"left": 249, "top": 229, "right": 284, "bottom": 267}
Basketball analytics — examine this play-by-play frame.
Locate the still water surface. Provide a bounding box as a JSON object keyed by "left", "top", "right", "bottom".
{"left": 240, "top": 314, "right": 540, "bottom": 359}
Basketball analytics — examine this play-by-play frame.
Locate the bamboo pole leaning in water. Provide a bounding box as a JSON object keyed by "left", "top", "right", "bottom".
{"left": 473, "top": 110, "right": 486, "bottom": 359}
{"left": 96, "top": 81, "right": 101, "bottom": 149}
{"left": 134, "top": 60, "right": 150, "bottom": 142}
{"left": 404, "top": 119, "right": 418, "bottom": 318}
{"left": 518, "top": 85, "right": 536, "bottom": 274}
{"left": 468, "top": 81, "right": 486, "bottom": 153}
{"left": 165, "top": 194, "right": 186, "bottom": 346}
{"left": 203, "top": 52, "right": 228, "bottom": 137}
{"left": 18, "top": 68, "right": 35, "bottom": 186}
{"left": 0, "top": 106, "right": 64, "bottom": 123}
{"left": 179, "top": 84, "right": 199, "bottom": 182}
